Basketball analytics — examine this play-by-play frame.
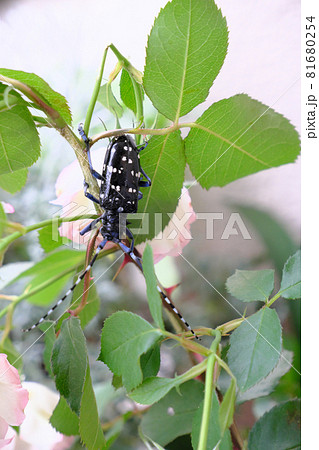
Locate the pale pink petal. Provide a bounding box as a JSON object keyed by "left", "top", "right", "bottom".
{"left": 1, "top": 202, "right": 15, "bottom": 214}
{"left": 52, "top": 148, "right": 108, "bottom": 247}
{"left": 52, "top": 435, "right": 76, "bottom": 450}
{"left": 54, "top": 147, "right": 106, "bottom": 198}
{"left": 1, "top": 425, "right": 32, "bottom": 450}
{"left": 20, "top": 382, "right": 74, "bottom": 449}
{"left": 0, "top": 416, "right": 9, "bottom": 441}
{"left": 0, "top": 354, "right": 28, "bottom": 426}
{"left": 0, "top": 421, "right": 15, "bottom": 448}
{"left": 137, "top": 188, "right": 196, "bottom": 264}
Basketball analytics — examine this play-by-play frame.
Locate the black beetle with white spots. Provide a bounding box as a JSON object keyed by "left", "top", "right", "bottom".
{"left": 23, "top": 126, "right": 197, "bottom": 338}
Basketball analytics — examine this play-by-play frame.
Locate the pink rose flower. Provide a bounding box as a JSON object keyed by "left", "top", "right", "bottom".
{"left": 17, "top": 382, "right": 74, "bottom": 450}
{"left": 137, "top": 188, "right": 196, "bottom": 264}
{"left": 1, "top": 202, "right": 15, "bottom": 214}
{"left": 0, "top": 354, "right": 28, "bottom": 447}
{"left": 51, "top": 147, "right": 116, "bottom": 250}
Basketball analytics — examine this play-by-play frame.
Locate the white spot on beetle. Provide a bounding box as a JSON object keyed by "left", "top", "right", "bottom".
{"left": 113, "top": 167, "right": 117, "bottom": 173}
{"left": 128, "top": 158, "right": 133, "bottom": 164}
{"left": 122, "top": 156, "right": 127, "bottom": 161}
{"left": 116, "top": 186, "right": 121, "bottom": 191}
{"left": 124, "top": 146, "right": 128, "bottom": 150}
{"left": 128, "top": 188, "right": 133, "bottom": 193}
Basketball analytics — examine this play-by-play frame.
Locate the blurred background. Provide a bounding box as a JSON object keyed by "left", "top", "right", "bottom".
{"left": 1, "top": 0, "right": 300, "bottom": 448}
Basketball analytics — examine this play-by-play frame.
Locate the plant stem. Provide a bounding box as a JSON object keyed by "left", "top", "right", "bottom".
{"left": 57, "top": 125, "right": 101, "bottom": 213}
{"left": 0, "top": 304, "right": 14, "bottom": 345}
{"left": 89, "top": 122, "right": 197, "bottom": 145}
{"left": 161, "top": 330, "right": 211, "bottom": 357}
{"left": 197, "top": 330, "right": 221, "bottom": 450}
{"left": 0, "top": 75, "right": 65, "bottom": 127}
{"left": 84, "top": 46, "right": 109, "bottom": 135}
{"left": 175, "top": 359, "right": 208, "bottom": 383}
{"left": 266, "top": 291, "right": 284, "bottom": 307}
{"left": 71, "top": 229, "right": 99, "bottom": 316}
{"left": 0, "top": 215, "right": 98, "bottom": 254}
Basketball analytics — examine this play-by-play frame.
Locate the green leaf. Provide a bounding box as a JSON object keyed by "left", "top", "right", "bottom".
{"left": 98, "top": 83, "right": 123, "bottom": 118}
{"left": 39, "top": 321, "right": 56, "bottom": 378}
{"left": 50, "top": 396, "right": 80, "bottom": 436}
{"left": 141, "top": 344, "right": 161, "bottom": 379}
{"left": 129, "top": 376, "right": 180, "bottom": 405}
{"left": 237, "top": 349, "right": 293, "bottom": 403}
{"left": 120, "top": 69, "right": 144, "bottom": 114}
{"left": 0, "top": 104, "right": 40, "bottom": 175}
{"left": 219, "top": 378, "right": 236, "bottom": 436}
{"left": 192, "top": 391, "right": 232, "bottom": 450}
{"left": 141, "top": 380, "right": 204, "bottom": 446}
{"left": 79, "top": 365, "right": 106, "bottom": 449}
{"left": 142, "top": 244, "right": 164, "bottom": 329}
{"left": 17, "top": 249, "right": 85, "bottom": 305}
{"left": 0, "top": 68, "right": 72, "bottom": 124}
{"left": 226, "top": 269, "right": 275, "bottom": 302}
{"left": 0, "top": 168, "right": 28, "bottom": 193}
{"left": 0, "top": 81, "right": 29, "bottom": 107}
{"left": 52, "top": 318, "right": 88, "bottom": 415}
{"left": 98, "top": 311, "right": 162, "bottom": 391}
{"left": 185, "top": 94, "right": 300, "bottom": 188}
{"left": 0, "top": 202, "right": 5, "bottom": 238}
{"left": 135, "top": 132, "right": 185, "bottom": 243}
{"left": 248, "top": 400, "right": 301, "bottom": 450}
{"left": 144, "top": 0, "right": 228, "bottom": 121}
{"left": 0, "top": 337, "right": 23, "bottom": 372}
{"left": 228, "top": 308, "right": 282, "bottom": 391}
{"left": 139, "top": 430, "right": 167, "bottom": 450}
{"left": 38, "top": 223, "right": 71, "bottom": 253}
{"left": 279, "top": 250, "right": 301, "bottom": 299}
{"left": 112, "top": 374, "right": 123, "bottom": 390}
{"left": 71, "top": 275, "right": 101, "bottom": 329}
{"left": 104, "top": 421, "right": 124, "bottom": 449}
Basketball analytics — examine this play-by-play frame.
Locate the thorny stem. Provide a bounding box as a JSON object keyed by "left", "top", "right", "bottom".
{"left": 71, "top": 228, "right": 100, "bottom": 316}
{"left": 0, "top": 75, "right": 64, "bottom": 127}
{"left": 197, "top": 330, "right": 221, "bottom": 450}
{"left": 0, "top": 304, "right": 14, "bottom": 345}
{"left": 57, "top": 125, "right": 101, "bottom": 214}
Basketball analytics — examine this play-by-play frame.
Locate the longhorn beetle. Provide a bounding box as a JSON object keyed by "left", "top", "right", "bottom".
{"left": 23, "top": 126, "right": 197, "bottom": 338}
